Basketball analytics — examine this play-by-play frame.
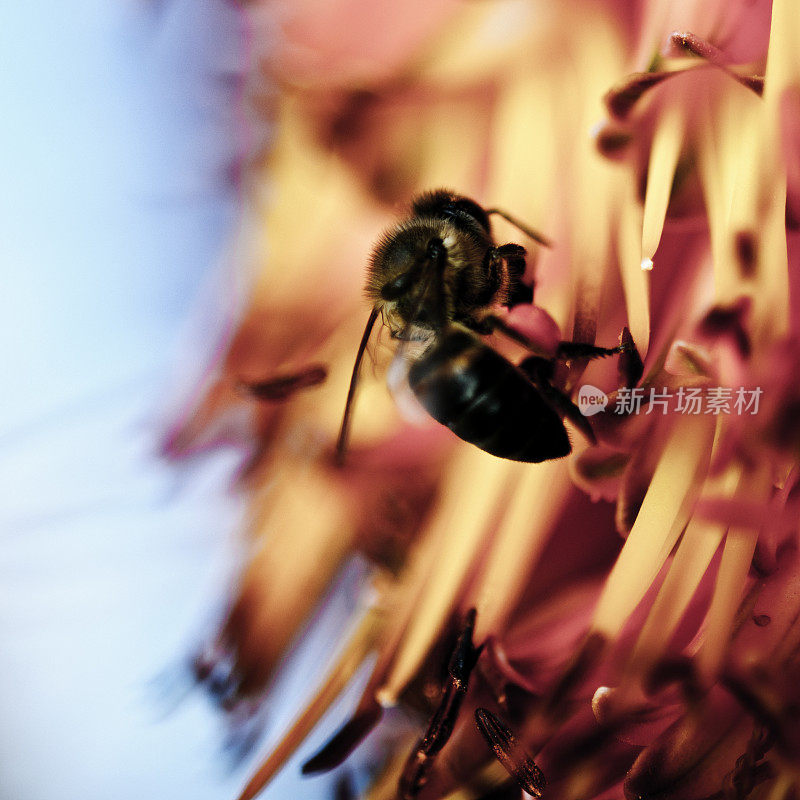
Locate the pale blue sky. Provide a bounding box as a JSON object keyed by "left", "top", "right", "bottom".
{"left": 0, "top": 3, "right": 348, "bottom": 799}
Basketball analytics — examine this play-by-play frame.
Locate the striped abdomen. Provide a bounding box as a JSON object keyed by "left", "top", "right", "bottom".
{"left": 407, "top": 329, "right": 571, "bottom": 462}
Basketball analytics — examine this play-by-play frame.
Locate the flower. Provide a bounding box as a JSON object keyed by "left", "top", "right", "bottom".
{"left": 165, "top": 1, "right": 800, "bottom": 798}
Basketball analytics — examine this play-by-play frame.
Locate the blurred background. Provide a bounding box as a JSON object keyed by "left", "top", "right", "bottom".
{"left": 0, "top": 2, "right": 267, "bottom": 798}
{"left": 0, "top": 2, "right": 649, "bottom": 798}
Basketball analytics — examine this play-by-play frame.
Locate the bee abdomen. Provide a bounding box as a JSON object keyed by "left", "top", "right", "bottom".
{"left": 408, "top": 331, "right": 571, "bottom": 463}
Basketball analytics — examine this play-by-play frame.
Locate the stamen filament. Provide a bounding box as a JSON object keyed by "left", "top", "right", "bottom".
{"left": 751, "top": 0, "right": 795, "bottom": 340}
{"left": 618, "top": 182, "right": 651, "bottom": 358}
{"left": 641, "top": 99, "right": 685, "bottom": 266}
{"left": 591, "top": 415, "right": 715, "bottom": 638}
{"left": 472, "top": 460, "right": 570, "bottom": 639}
{"left": 629, "top": 466, "right": 741, "bottom": 681}
{"left": 235, "top": 610, "right": 379, "bottom": 800}
{"left": 378, "top": 451, "right": 517, "bottom": 704}
{"left": 630, "top": 519, "right": 726, "bottom": 676}
{"left": 698, "top": 98, "right": 736, "bottom": 305}
{"left": 696, "top": 525, "right": 760, "bottom": 683}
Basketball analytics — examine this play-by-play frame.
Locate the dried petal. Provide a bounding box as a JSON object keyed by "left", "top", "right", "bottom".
{"left": 238, "top": 364, "right": 328, "bottom": 400}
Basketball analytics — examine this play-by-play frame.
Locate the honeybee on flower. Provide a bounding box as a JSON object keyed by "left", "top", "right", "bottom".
{"left": 164, "top": 1, "right": 800, "bottom": 799}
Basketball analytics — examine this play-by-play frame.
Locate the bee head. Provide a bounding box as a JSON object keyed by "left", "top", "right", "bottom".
{"left": 364, "top": 222, "right": 449, "bottom": 334}
{"left": 368, "top": 218, "right": 444, "bottom": 292}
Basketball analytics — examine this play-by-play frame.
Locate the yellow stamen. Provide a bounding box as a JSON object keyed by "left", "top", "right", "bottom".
{"left": 695, "top": 525, "right": 759, "bottom": 683}
{"left": 591, "top": 415, "right": 715, "bottom": 638}
{"left": 236, "top": 610, "right": 379, "bottom": 800}
{"left": 488, "top": 72, "right": 556, "bottom": 244}
{"left": 472, "top": 459, "right": 571, "bottom": 640}
{"left": 566, "top": 18, "right": 626, "bottom": 343}
{"left": 762, "top": 0, "right": 800, "bottom": 125}
{"left": 378, "top": 450, "right": 518, "bottom": 705}
{"left": 618, "top": 180, "right": 651, "bottom": 359}
{"left": 628, "top": 466, "right": 741, "bottom": 680}
{"left": 751, "top": 0, "right": 795, "bottom": 340}
{"left": 236, "top": 461, "right": 356, "bottom": 678}
{"left": 641, "top": 99, "right": 685, "bottom": 266}
{"left": 697, "top": 95, "right": 734, "bottom": 305}
{"left": 752, "top": 182, "right": 789, "bottom": 345}
{"left": 696, "top": 79, "right": 766, "bottom": 313}
{"left": 727, "top": 107, "right": 761, "bottom": 271}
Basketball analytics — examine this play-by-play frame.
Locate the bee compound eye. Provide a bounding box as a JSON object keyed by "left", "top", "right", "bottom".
{"left": 380, "top": 270, "right": 416, "bottom": 300}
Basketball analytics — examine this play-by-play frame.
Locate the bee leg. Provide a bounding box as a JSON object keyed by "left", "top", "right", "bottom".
{"left": 556, "top": 330, "right": 644, "bottom": 388}
{"left": 555, "top": 341, "right": 625, "bottom": 360}
{"left": 556, "top": 327, "right": 642, "bottom": 375}
{"left": 475, "top": 246, "right": 516, "bottom": 308}
{"left": 556, "top": 336, "right": 644, "bottom": 388}
{"left": 507, "top": 281, "right": 534, "bottom": 308}
{"left": 495, "top": 243, "right": 534, "bottom": 307}
{"left": 398, "top": 609, "right": 482, "bottom": 800}
{"left": 517, "top": 355, "right": 554, "bottom": 383}
{"left": 477, "top": 242, "right": 534, "bottom": 309}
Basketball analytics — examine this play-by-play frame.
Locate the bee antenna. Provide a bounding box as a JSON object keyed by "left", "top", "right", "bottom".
{"left": 485, "top": 207, "right": 553, "bottom": 248}
{"left": 335, "top": 306, "right": 380, "bottom": 466}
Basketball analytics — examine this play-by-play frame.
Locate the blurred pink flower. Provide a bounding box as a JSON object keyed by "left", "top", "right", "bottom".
{"left": 165, "top": 1, "right": 800, "bottom": 798}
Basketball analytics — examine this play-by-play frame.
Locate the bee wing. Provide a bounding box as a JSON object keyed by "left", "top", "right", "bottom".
{"left": 386, "top": 338, "right": 432, "bottom": 426}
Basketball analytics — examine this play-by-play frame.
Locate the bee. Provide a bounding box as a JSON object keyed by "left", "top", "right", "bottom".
{"left": 336, "top": 189, "right": 638, "bottom": 463}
